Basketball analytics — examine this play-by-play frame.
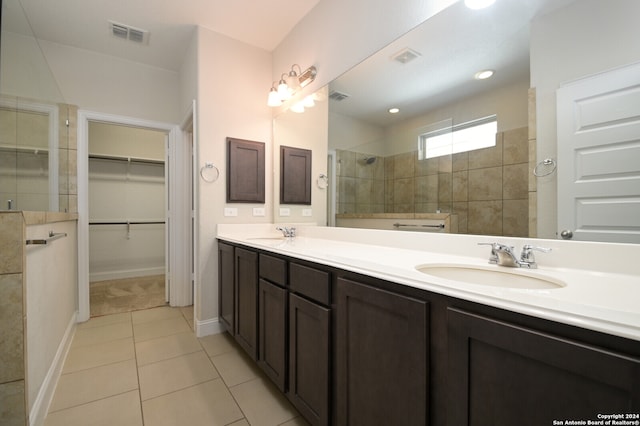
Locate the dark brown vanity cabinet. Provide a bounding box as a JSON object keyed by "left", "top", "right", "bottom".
{"left": 288, "top": 263, "right": 331, "bottom": 426}
{"left": 258, "top": 254, "right": 288, "bottom": 392}
{"left": 335, "top": 277, "right": 429, "bottom": 426}
{"left": 234, "top": 247, "right": 259, "bottom": 359}
{"left": 447, "top": 308, "right": 640, "bottom": 426}
{"left": 218, "top": 242, "right": 235, "bottom": 331}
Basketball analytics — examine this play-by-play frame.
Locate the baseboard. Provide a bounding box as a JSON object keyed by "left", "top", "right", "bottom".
{"left": 195, "top": 316, "right": 225, "bottom": 338}
{"left": 29, "top": 311, "right": 77, "bottom": 426}
{"left": 89, "top": 267, "right": 165, "bottom": 282}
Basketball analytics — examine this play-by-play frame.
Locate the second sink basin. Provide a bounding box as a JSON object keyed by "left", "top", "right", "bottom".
{"left": 415, "top": 264, "right": 565, "bottom": 290}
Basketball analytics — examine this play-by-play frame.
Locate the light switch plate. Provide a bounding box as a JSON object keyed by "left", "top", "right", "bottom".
{"left": 302, "top": 208, "right": 312, "bottom": 217}
{"left": 253, "top": 207, "right": 265, "bottom": 217}
{"left": 279, "top": 208, "right": 290, "bottom": 217}
{"left": 224, "top": 207, "right": 238, "bottom": 217}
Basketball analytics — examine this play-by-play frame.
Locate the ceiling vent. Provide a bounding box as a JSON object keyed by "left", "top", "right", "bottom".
{"left": 109, "top": 21, "right": 150, "bottom": 45}
{"left": 391, "top": 47, "right": 421, "bottom": 64}
{"left": 329, "top": 90, "right": 351, "bottom": 101}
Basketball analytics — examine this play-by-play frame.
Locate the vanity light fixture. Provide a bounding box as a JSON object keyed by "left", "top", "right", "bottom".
{"left": 474, "top": 69, "right": 494, "bottom": 80}
{"left": 268, "top": 64, "right": 317, "bottom": 107}
{"left": 464, "top": 0, "right": 496, "bottom": 10}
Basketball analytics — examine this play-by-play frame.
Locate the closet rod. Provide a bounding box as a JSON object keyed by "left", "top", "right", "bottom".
{"left": 88, "top": 154, "right": 164, "bottom": 165}
{"left": 89, "top": 221, "right": 165, "bottom": 225}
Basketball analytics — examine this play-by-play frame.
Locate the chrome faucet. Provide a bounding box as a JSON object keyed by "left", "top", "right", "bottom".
{"left": 276, "top": 226, "right": 296, "bottom": 238}
{"left": 479, "top": 242, "right": 551, "bottom": 269}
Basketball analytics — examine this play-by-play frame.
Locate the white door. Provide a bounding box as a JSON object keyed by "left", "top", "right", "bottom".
{"left": 556, "top": 61, "right": 640, "bottom": 243}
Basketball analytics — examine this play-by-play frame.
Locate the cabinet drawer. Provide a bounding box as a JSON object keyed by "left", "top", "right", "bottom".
{"left": 289, "top": 262, "right": 330, "bottom": 305}
{"left": 260, "top": 254, "right": 287, "bottom": 286}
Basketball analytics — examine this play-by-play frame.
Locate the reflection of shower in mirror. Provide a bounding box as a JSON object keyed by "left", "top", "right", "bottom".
{"left": 361, "top": 156, "right": 377, "bottom": 165}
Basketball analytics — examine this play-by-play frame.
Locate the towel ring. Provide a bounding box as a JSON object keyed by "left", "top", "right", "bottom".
{"left": 533, "top": 158, "right": 556, "bottom": 177}
{"left": 200, "top": 162, "right": 220, "bottom": 183}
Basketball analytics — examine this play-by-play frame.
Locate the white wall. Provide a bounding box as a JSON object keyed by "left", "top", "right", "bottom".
{"left": 195, "top": 27, "right": 273, "bottom": 324}
{"left": 26, "top": 220, "right": 77, "bottom": 420}
{"left": 38, "top": 40, "right": 182, "bottom": 123}
{"left": 530, "top": 0, "right": 640, "bottom": 238}
{"left": 272, "top": 0, "right": 457, "bottom": 108}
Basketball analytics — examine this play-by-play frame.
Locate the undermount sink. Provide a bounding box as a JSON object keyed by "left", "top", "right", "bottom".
{"left": 415, "top": 264, "right": 565, "bottom": 290}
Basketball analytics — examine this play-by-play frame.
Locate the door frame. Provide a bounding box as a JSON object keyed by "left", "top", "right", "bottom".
{"left": 77, "top": 110, "right": 189, "bottom": 322}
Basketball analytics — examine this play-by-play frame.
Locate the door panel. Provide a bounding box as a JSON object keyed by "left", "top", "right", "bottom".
{"left": 557, "top": 61, "right": 640, "bottom": 243}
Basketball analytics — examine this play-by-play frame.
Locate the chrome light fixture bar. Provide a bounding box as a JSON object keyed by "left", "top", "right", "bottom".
{"left": 268, "top": 64, "right": 317, "bottom": 107}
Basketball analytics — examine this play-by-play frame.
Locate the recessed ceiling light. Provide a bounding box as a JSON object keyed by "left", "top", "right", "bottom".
{"left": 474, "top": 70, "right": 494, "bottom": 80}
{"left": 465, "top": 0, "right": 496, "bottom": 10}
{"left": 388, "top": 108, "right": 400, "bottom": 114}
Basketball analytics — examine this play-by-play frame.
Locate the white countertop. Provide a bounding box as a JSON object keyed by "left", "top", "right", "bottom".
{"left": 217, "top": 224, "right": 640, "bottom": 341}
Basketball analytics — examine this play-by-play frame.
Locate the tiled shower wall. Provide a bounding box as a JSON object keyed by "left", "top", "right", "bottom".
{"left": 336, "top": 126, "right": 530, "bottom": 237}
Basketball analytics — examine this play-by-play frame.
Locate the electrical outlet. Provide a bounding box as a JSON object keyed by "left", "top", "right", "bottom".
{"left": 279, "top": 208, "right": 290, "bottom": 217}
{"left": 302, "top": 208, "right": 312, "bottom": 217}
{"left": 253, "top": 207, "right": 265, "bottom": 217}
{"left": 224, "top": 207, "right": 238, "bottom": 217}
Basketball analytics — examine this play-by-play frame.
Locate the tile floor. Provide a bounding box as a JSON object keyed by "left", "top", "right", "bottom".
{"left": 45, "top": 306, "right": 308, "bottom": 426}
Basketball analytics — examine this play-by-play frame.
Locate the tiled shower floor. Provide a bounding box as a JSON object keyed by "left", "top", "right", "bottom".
{"left": 44, "top": 306, "right": 307, "bottom": 426}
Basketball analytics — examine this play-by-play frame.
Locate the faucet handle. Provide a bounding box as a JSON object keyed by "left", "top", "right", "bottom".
{"left": 520, "top": 245, "right": 551, "bottom": 263}
{"left": 478, "top": 242, "right": 499, "bottom": 264}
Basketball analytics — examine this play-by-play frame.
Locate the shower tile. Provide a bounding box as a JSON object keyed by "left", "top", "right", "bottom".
{"left": 528, "top": 88, "right": 537, "bottom": 140}
{"left": 355, "top": 179, "right": 373, "bottom": 205}
{"left": 0, "top": 273, "right": 23, "bottom": 383}
{"left": 49, "top": 359, "right": 138, "bottom": 411}
{"left": 142, "top": 379, "right": 243, "bottom": 426}
{"left": 438, "top": 173, "right": 452, "bottom": 203}
{"left": 452, "top": 170, "right": 468, "bottom": 202}
{"left": 0, "top": 213, "right": 23, "bottom": 274}
{"left": 337, "top": 150, "right": 356, "bottom": 177}
{"left": 393, "top": 152, "right": 415, "bottom": 179}
{"left": 503, "top": 199, "right": 529, "bottom": 237}
{"left": 138, "top": 350, "right": 218, "bottom": 400}
{"left": 503, "top": 163, "right": 528, "bottom": 200}
{"left": 503, "top": 127, "right": 528, "bottom": 165}
{"left": 468, "top": 200, "right": 503, "bottom": 236}
{"left": 45, "top": 390, "right": 142, "bottom": 426}
{"left": 468, "top": 133, "right": 503, "bottom": 169}
{"left": 468, "top": 167, "right": 502, "bottom": 201}
{"left": 135, "top": 331, "right": 201, "bottom": 366}
{"left": 452, "top": 152, "right": 469, "bottom": 172}
{"left": 453, "top": 202, "right": 469, "bottom": 234}
{"left": 393, "top": 178, "right": 414, "bottom": 205}
{"left": 0, "top": 380, "right": 25, "bottom": 425}
{"left": 230, "top": 377, "right": 299, "bottom": 426}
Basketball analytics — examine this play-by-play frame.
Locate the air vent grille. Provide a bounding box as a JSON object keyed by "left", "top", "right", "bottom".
{"left": 391, "top": 47, "right": 421, "bottom": 64}
{"left": 109, "top": 21, "right": 149, "bottom": 45}
{"left": 329, "top": 90, "right": 350, "bottom": 101}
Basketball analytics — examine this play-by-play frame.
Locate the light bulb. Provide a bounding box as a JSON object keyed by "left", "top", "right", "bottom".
{"left": 267, "top": 88, "right": 282, "bottom": 107}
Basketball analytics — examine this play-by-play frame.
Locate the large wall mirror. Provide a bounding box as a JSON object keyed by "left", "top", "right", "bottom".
{"left": 274, "top": 0, "right": 640, "bottom": 243}
{"left": 1, "top": 0, "right": 73, "bottom": 213}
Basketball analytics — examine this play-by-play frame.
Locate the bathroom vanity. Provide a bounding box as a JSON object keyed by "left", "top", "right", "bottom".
{"left": 217, "top": 224, "right": 640, "bottom": 426}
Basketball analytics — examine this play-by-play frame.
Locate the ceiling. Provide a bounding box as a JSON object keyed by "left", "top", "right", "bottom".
{"left": 328, "top": 0, "right": 575, "bottom": 126}
{"left": 4, "top": 0, "right": 321, "bottom": 71}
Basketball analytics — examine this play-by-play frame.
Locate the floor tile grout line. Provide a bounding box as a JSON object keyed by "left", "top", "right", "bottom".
{"left": 46, "top": 388, "right": 140, "bottom": 415}
{"left": 131, "top": 312, "right": 146, "bottom": 426}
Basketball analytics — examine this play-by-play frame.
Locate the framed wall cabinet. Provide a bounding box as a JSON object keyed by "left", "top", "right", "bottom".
{"left": 227, "top": 137, "right": 265, "bottom": 203}
{"left": 280, "top": 145, "right": 312, "bottom": 205}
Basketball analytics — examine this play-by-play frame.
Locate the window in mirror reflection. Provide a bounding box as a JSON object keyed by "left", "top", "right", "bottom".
{"left": 419, "top": 115, "right": 497, "bottom": 160}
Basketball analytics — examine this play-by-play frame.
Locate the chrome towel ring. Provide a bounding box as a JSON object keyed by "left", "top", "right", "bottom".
{"left": 533, "top": 158, "right": 556, "bottom": 177}
{"left": 200, "top": 162, "right": 220, "bottom": 182}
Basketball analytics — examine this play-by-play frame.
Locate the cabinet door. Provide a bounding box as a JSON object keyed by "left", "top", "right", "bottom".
{"left": 235, "top": 247, "right": 258, "bottom": 359}
{"left": 289, "top": 293, "right": 330, "bottom": 426}
{"left": 258, "top": 279, "right": 287, "bottom": 391}
{"left": 447, "top": 308, "right": 640, "bottom": 426}
{"left": 218, "top": 242, "right": 234, "bottom": 332}
{"left": 336, "top": 277, "right": 429, "bottom": 426}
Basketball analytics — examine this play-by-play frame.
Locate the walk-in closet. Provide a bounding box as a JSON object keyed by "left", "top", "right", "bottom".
{"left": 88, "top": 121, "right": 168, "bottom": 316}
